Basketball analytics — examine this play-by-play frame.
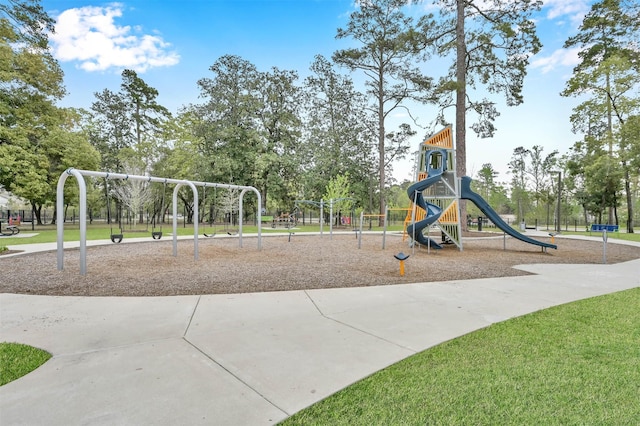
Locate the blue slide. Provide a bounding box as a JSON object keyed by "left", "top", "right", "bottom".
{"left": 406, "top": 172, "right": 444, "bottom": 249}
{"left": 460, "top": 176, "right": 557, "bottom": 250}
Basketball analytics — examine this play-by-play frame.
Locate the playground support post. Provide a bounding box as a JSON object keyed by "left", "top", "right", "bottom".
{"left": 171, "top": 181, "right": 199, "bottom": 258}
{"left": 57, "top": 169, "right": 262, "bottom": 276}
{"left": 57, "top": 169, "right": 199, "bottom": 276}
{"left": 187, "top": 180, "right": 262, "bottom": 250}
{"left": 357, "top": 212, "right": 387, "bottom": 249}
{"left": 410, "top": 190, "right": 419, "bottom": 255}
{"left": 320, "top": 200, "right": 323, "bottom": 237}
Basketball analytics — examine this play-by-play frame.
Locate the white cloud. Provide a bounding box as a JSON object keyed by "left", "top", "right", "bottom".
{"left": 50, "top": 3, "right": 179, "bottom": 73}
{"left": 531, "top": 47, "right": 581, "bottom": 73}
{"left": 542, "top": 0, "right": 590, "bottom": 27}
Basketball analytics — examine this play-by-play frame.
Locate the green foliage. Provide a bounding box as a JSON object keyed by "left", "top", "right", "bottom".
{"left": 417, "top": 0, "right": 542, "bottom": 202}
{"left": 89, "top": 69, "right": 171, "bottom": 173}
{"left": 283, "top": 288, "right": 640, "bottom": 425}
{"left": 562, "top": 0, "right": 640, "bottom": 231}
{"left": 333, "top": 0, "right": 431, "bottom": 216}
{"left": 323, "top": 173, "right": 355, "bottom": 212}
{"left": 0, "top": 342, "right": 51, "bottom": 386}
{"left": 0, "top": 1, "right": 102, "bottom": 224}
{"left": 301, "top": 55, "right": 376, "bottom": 207}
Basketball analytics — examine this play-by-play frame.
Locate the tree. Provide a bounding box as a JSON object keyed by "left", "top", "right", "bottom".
{"left": 619, "top": 115, "right": 640, "bottom": 231}
{"left": 422, "top": 0, "right": 542, "bottom": 228}
{"left": 508, "top": 146, "right": 530, "bottom": 221}
{"left": 112, "top": 157, "right": 154, "bottom": 227}
{"left": 333, "top": 0, "right": 433, "bottom": 221}
{"left": 0, "top": 2, "right": 102, "bottom": 224}
{"left": 120, "top": 69, "right": 171, "bottom": 172}
{"left": 193, "top": 55, "right": 262, "bottom": 187}
{"left": 42, "top": 111, "right": 101, "bottom": 224}
{"left": 301, "top": 55, "right": 376, "bottom": 209}
{"left": 475, "top": 163, "right": 498, "bottom": 200}
{"left": 323, "top": 173, "right": 355, "bottom": 224}
{"left": 562, "top": 0, "right": 640, "bottom": 231}
{"left": 525, "top": 145, "right": 558, "bottom": 209}
{"left": 89, "top": 89, "right": 132, "bottom": 172}
{"left": 0, "top": 0, "right": 65, "bottom": 194}
{"left": 253, "top": 66, "right": 303, "bottom": 211}
{"left": 193, "top": 55, "right": 304, "bottom": 214}
{"left": 89, "top": 69, "right": 170, "bottom": 174}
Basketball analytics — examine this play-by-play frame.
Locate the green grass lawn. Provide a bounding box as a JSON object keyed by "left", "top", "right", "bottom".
{"left": 282, "top": 287, "right": 640, "bottom": 425}
{"left": 0, "top": 343, "right": 51, "bottom": 386}
{"left": 0, "top": 222, "right": 407, "bottom": 246}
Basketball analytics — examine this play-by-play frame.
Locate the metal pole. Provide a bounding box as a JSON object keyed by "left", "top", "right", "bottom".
{"left": 358, "top": 211, "right": 364, "bottom": 249}
{"left": 56, "top": 171, "right": 68, "bottom": 271}
{"left": 239, "top": 189, "right": 246, "bottom": 248}
{"left": 172, "top": 184, "right": 181, "bottom": 257}
{"left": 329, "top": 199, "right": 333, "bottom": 240}
{"left": 556, "top": 171, "right": 562, "bottom": 233}
{"left": 320, "top": 200, "right": 324, "bottom": 237}
{"left": 411, "top": 190, "right": 418, "bottom": 255}
{"left": 56, "top": 169, "right": 88, "bottom": 275}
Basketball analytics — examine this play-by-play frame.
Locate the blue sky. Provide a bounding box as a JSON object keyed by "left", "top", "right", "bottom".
{"left": 42, "top": 0, "right": 593, "bottom": 184}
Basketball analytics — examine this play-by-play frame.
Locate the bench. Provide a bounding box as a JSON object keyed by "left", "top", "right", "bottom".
{"left": 271, "top": 213, "right": 297, "bottom": 229}
{"left": 590, "top": 224, "right": 618, "bottom": 232}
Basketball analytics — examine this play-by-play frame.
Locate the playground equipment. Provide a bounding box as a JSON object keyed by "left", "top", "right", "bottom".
{"left": 357, "top": 212, "right": 389, "bottom": 249}
{"left": 102, "top": 176, "right": 167, "bottom": 242}
{"left": 405, "top": 127, "right": 462, "bottom": 250}
{"left": 394, "top": 252, "right": 410, "bottom": 276}
{"left": 291, "top": 198, "right": 360, "bottom": 240}
{"left": 201, "top": 185, "right": 218, "bottom": 238}
{"left": 294, "top": 200, "right": 324, "bottom": 235}
{"left": 150, "top": 180, "right": 167, "bottom": 240}
{"left": 103, "top": 176, "right": 123, "bottom": 243}
{"left": 405, "top": 127, "right": 557, "bottom": 252}
{"left": 56, "top": 169, "right": 262, "bottom": 275}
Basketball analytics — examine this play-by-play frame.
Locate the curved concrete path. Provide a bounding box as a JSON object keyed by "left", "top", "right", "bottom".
{"left": 1, "top": 234, "right": 639, "bottom": 424}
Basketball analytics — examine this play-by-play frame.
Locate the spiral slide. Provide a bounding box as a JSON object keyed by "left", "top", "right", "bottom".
{"left": 406, "top": 171, "right": 444, "bottom": 249}
{"left": 460, "top": 176, "right": 557, "bottom": 250}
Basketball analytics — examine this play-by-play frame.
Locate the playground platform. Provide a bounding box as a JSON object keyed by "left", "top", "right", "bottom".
{"left": 1, "top": 234, "right": 639, "bottom": 424}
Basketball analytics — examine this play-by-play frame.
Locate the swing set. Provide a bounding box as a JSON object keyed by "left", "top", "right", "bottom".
{"left": 103, "top": 175, "right": 167, "bottom": 243}
{"left": 201, "top": 185, "right": 240, "bottom": 237}
{"left": 57, "top": 169, "right": 262, "bottom": 276}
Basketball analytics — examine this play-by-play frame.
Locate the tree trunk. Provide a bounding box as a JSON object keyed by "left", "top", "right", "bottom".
{"left": 623, "top": 162, "right": 634, "bottom": 233}
{"left": 455, "top": 0, "right": 467, "bottom": 231}
{"left": 32, "top": 202, "right": 43, "bottom": 225}
{"left": 378, "top": 69, "right": 386, "bottom": 226}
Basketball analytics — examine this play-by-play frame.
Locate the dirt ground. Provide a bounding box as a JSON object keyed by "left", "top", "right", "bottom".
{"left": 2, "top": 231, "right": 639, "bottom": 297}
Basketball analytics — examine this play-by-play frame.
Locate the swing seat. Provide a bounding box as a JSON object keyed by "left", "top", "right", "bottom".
{"left": 111, "top": 234, "right": 123, "bottom": 243}
{"left": 203, "top": 232, "right": 216, "bottom": 238}
{"left": 152, "top": 231, "right": 163, "bottom": 240}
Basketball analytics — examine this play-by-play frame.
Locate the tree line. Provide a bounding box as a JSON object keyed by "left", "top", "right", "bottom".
{"left": 1, "top": 0, "right": 638, "bottom": 231}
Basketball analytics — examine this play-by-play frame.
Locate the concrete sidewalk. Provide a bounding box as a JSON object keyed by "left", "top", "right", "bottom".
{"left": 1, "top": 238, "right": 639, "bottom": 424}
